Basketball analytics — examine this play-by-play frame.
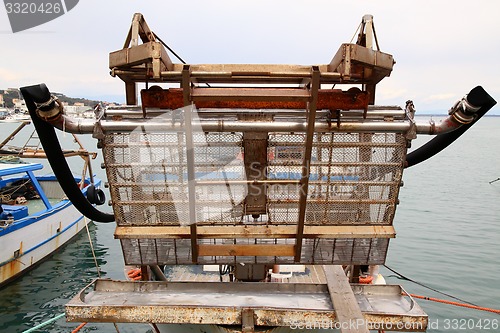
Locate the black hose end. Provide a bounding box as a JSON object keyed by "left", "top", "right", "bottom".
{"left": 20, "top": 83, "right": 115, "bottom": 222}
{"left": 20, "top": 84, "right": 51, "bottom": 107}
{"left": 406, "top": 86, "right": 496, "bottom": 168}
{"left": 467, "top": 86, "right": 492, "bottom": 107}
{"left": 21, "top": 83, "right": 60, "bottom": 119}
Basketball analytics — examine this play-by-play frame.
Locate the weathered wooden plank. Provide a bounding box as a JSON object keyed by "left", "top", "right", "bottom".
{"left": 322, "top": 265, "right": 369, "bottom": 333}
{"left": 295, "top": 66, "right": 320, "bottom": 262}
{"left": 198, "top": 244, "right": 295, "bottom": 257}
{"left": 109, "top": 41, "right": 172, "bottom": 71}
{"left": 114, "top": 225, "right": 396, "bottom": 239}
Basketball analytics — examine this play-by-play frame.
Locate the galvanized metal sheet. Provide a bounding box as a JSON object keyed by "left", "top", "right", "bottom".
{"left": 66, "top": 279, "right": 427, "bottom": 331}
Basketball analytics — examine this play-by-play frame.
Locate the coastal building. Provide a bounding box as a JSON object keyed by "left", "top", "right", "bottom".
{"left": 12, "top": 98, "right": 28, "bottom": 113}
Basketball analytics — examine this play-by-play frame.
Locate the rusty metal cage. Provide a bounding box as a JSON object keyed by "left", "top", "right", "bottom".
{"left": 105, "top": 106, "right": 408, "bottom": 265}
{"left": 99, "top": 11, "right": 413, "bottom": 266}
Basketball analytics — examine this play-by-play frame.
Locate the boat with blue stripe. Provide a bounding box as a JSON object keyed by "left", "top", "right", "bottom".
{"left": 0, "top": 162, "right": 101, "bottom": 287}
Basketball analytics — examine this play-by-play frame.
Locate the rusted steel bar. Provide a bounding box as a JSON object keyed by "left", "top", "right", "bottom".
{"left": 113, "top": 198, "right": 394, "bottom": 205}
{"left": 106, "top": 179, "right": 395, "bottom": 187}
{"left": 141, "top": 87, "right": 369, "bottom": 110}
{"left": 105, "top": 161, "right": 400, "bottom": 168}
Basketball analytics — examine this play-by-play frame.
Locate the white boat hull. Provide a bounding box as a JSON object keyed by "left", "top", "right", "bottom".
{"left": 0, "top": 201, "right": 89, "bottom": 286}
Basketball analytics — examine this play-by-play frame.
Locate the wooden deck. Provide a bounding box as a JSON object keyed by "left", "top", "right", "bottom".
{"left": 162, "top": 264, "right": 328, "bottom": 284}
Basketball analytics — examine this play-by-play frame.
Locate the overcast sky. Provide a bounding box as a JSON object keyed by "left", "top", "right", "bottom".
{"left": 1, "top": 0, "right": 498, "bottom": 114}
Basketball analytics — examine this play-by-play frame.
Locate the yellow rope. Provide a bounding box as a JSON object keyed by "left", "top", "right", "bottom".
{"left": 83, "top": 217, "right": 101, "bottom": 278}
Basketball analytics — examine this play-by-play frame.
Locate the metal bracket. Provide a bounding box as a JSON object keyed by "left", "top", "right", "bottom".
{"left": 241, "top": 309, "right": 255, "bottom": 333}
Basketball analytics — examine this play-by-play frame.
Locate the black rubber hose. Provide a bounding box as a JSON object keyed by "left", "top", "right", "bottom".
{"left": 20, "top": 84, "right": 115, "bottom": 222}
{"left": 405, "top": 86, "right": 496, "bottom": 168}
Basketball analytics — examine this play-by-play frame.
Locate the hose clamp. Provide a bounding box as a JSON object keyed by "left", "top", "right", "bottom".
{"left": 448, "top": 97, "right": 480, "bottom": 124}
{"left": 35, "top": 95, "right": 64, "bottom": 121}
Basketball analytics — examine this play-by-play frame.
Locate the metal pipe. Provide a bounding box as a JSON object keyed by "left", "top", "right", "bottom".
{"left": 103, "top": 108, "right": 407, "bottom": 119}
{"left": 44, "top": 108, "right": 483, "bottom": 137}
{"left": 411, "top": 89, "right": 486, "bottom": 135}
{"left": 95, "top": 120, "right": 411, "bottom": 133}
{"left": 36, "top": 87, "right": 488, "bottom": 138}
{"left": 414, "top": 116, "right": 466, "bottom": 135}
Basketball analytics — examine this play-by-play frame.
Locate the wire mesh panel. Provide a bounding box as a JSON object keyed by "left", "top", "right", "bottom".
{"left": 267, "top": 132, "right": 406, "bottom": 226}
{"left": 104, "top": 131, "right": 246, "bottom": 226}
{"left": 105, "top": 109, "right": 408, "bottom": 265}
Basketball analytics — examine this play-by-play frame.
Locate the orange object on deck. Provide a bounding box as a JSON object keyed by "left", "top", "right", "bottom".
{"left": 359, "top": 275, "right": 373, "bottom": 284}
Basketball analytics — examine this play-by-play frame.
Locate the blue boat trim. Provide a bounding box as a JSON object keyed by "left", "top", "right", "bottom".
{"left": 0, "top": 200, "right": 72, "bottom": 236}
{"left": 0, "top": 214, "right": 85, "bottom": 267}
{"left": 27, "top": 170, "right": 52, "bottom": 209}
{"left": 0, "top": 178, "right": 100, "bottom": 237}
{"left": 0, "top": 163, "right": 43, "bottom": 177}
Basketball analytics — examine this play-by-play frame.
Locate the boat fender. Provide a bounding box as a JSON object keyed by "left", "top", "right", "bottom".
{"left": 86, "top": 185, "right": 106, "bottom": 206}
{"left": 359, "top": 275, "right": 373, "bottom": 284}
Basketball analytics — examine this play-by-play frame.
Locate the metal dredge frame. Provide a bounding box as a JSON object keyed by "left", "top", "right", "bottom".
{"left": 104, "top": 13, "right": 410, "bottom": 266}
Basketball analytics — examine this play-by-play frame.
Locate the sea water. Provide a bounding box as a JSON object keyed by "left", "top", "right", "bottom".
{"left": 0, "top": 117, "right": 499, "bottom": 333}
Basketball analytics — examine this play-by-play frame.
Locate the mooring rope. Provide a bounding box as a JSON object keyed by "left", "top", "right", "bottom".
{"left": 385, "top": 265, "right": 500, "bottom": 315}
{"left": 71, "top": 322, "right": 87, "bottom": 333}
{"left": 408, "top": 294, "right": 500, "bottom": 315}
{"left": 84, "top": 217, "right": 101, "bottom": 278}
{"left": 21, "top": 313, "right": 65, "bottom": 333}
{"left": 384, "top": 265, "right": 477, "bottom": 305}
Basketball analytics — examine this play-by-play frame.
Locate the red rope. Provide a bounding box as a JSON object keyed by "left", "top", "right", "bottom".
{"left": 71, "top": 322, "right": 87, "bottom": 333}
{"left": 410, "top": 294, "right": 500, "bottom": 314}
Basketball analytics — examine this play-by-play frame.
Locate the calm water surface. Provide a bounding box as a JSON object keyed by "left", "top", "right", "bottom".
{"left": 0, "top": 117, "right": 499, "bottom": 332}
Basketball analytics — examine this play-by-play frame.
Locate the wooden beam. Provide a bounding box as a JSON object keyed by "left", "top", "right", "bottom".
{"left": 109, "top": 42, "right": 171, "bottom": 70}
{"left": 295, "top": 66, "right": 320, "bottom": 262}
{"left": 328, "top": 44, "right": 393, "bottom": 84}
{"left": 198, "top": 244, "right": 295, "bottom": 257}
{"left": 322, "top": 265, "right": 369, "bottom": 333}
{"left": 114, "top": 225, "right": 396, "bottom": 239}
{"left": 125, "top": 82, "right": 137, "bottom": 105}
